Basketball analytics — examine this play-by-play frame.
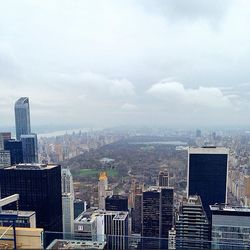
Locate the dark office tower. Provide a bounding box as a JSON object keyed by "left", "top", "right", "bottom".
{"left": 175, "top": 196, "right": 210, "bottom": 249}
{"left": 15, "top": 97, "right": 31, "bottom": 140}
{"left": 21, "top": 134, "right": 38, "bottom": 163}
{"left": 188, "top": 147, "right": 228, "bottom": 220}
{"left": 0, "top": 164, "right": 63, "bottom": 234}
{"left": 158, "top": 169, "right": 169, "bottom": 187}
{"left": 4, "top": 139, "right": 23, "bottom": 165}
{"left": 105, "top": 195, "right": 128, "bottom": 212}
{"left": 142, "top": 187, "right": 174, "bottom": 249}
{"left": 132, "top": 193, "right": 142, "bottom": 234}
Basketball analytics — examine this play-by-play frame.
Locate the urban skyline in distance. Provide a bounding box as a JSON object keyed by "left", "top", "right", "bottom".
{"left": 1, "top": 1, "right": 250, "bottom": 129}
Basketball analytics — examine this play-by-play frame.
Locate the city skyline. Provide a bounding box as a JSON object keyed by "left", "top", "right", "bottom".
{"left": 1, "top": 1, "right": 250, "bottom": 128}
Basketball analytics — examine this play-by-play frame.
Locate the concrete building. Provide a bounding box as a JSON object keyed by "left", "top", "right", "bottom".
{"left": 62, "top": 168, "right": 74, "bottom": 195}
{"left": 158, "top": 169, "right": 169, "bottom": 187}
{"left": 62, "top": 193, "right": 74, "bottom": 238}
{"left": 210, "top": 205, "right": 250, "bottom": 249}
{"left": 98, "top": 172, "right": 113, "bottom": 210}
{"left": 0, "top": 210, "right": 36, "bottom": 228}
{"left": 0, "top": 227, "right": 43, "bottom": 249}
{"left": 0, "top": 132, "right": 11, "bottom": 150}
{"left": 175, "top": 196, "right": 209, "bottom": 249}
{"left": 0, "top": 150, "right": 11, "bottom": 168}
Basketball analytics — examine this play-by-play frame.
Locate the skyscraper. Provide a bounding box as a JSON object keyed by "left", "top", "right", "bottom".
{"left": 62, "top": 193, "right": 74, "bottom": 239}
{"left": 175, "top": 196, "right": 210, "bottom": 249}
{"left": 188, "top": 147, "right": 229, "bottom": 219}
{"left": 4, "top": 139, "right": 23, "bottom": 165}
{"left": 158, "top": 169, "right": 169, "bottom": 187}
{"left": 0, "top": 164, "right": 63, "bottom": 235}
{"left": 98, "top": 172, "right": 113, "bottom": 210}
{"left": 21, "top": 134, "right": 38, "bottom": 163}
{"left": 142, "top": 186, "right": 174, "bottom": 248}
{"left": 15, "top": 97, "right": 31, "bottom": 140}
{"left": 105, "top": 195, "right": 128, "bottom": 212}
{"left": 61, "top": 168, "right": 74, "bottom": 238}
{"left": 132, "top": 193, "right": 142, "bottom": 234}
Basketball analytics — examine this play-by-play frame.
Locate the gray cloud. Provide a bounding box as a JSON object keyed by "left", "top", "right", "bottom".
{"left": 0, "top": 0, "right": 250, "bottom": 128}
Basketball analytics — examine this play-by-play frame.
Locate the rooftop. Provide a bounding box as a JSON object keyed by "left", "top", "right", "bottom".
{"left": 210, "top": 205, "right": 250, "bottom": 213}
{"left": 15, "top": 97, "right": 29, "bottom": 106}
{"left": 4, "top": 163, "right": 59, "bottom": 170}
{"left": 0, "top": 210, "right": 35, "bottom": 217}
{"left": 189, "top": 146, "right": 229, "bottom": 155}
{"left": 47, "top": 240, "right": 106, "bottom": 250}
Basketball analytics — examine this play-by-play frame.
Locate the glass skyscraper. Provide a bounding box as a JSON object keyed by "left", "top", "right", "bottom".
{"left": 15, "top": 97, "right": 31, "bottom": 140}
{"left": 188, "top": 147, "right": 229, "bottom": 220}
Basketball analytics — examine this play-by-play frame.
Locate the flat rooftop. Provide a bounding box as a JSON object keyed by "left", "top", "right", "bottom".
{"left": 210, "top": 205, "right": 250, "bottom": 213}
{"left": 0, "top": 210, "right": 35, "bottom": 217}
{"left": 4, "top": 163, "right": 59, "bottom": 170}
{"left": 189, "top": 146, "right": 229, "bottom": 155}
{"left": 47, "top": 240, "right": 106, "bottom": 249}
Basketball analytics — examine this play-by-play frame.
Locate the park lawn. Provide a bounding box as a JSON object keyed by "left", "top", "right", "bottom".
{"left": 79, "top": 168, "right": 118, "bottom": 178}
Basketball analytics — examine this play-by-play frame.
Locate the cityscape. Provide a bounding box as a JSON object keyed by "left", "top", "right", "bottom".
{"left": 1, "top": 97, "right": 250, "bottom": 249}
{"left": 1, "top": 1, "right": 250, "bottom": 249}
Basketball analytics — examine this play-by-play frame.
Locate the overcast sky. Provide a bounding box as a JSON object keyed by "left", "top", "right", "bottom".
{"left": 1, "top": 0, "right": 250, "bottom": 129}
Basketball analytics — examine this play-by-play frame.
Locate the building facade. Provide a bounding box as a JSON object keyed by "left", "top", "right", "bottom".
{"left": 188, "top": 147, "right": 229, "bottom": 219}
{"left": 105, "top": 195, "right": 128, "bottom": 212}
{"left": 175, "top": 196, "right": 210, "bottom": 249}
{"left": 4, "top": 139, "right": 23, "bottom": 165}
{"left": 21, "top": 134, "right": 38, "bottom": 163}
{"left": 15, "top": 97, "right": 31, "bottom": 140}
{"left": 210, "top": 205, "right": 250, "bottom": 249}
{"left": 0, "top": 164, "right": 63, "bottom": 234}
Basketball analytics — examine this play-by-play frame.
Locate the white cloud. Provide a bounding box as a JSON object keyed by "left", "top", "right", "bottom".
{"left": 147, "top": 81, "right": 232, "bottom": 108}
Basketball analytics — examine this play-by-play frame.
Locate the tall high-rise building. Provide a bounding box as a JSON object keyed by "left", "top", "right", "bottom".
{"left": 158, "top": 169, "right": 169, "bottom": 187}
{"left": 132, "top": 193, "right": 142, "bottom": 234}
{"left": 98, "top": 172, "right": 113, "bottom": 210}
{"left": 21, "top": 134, "right": 38, "bottom": 163}
{"left": 142, "top": 186, "right": 174, "bottom": 248}
{"left": 4, "top": 139, "right": 23, "bottom": 165}
{"left": 61, "top": 168, "right": 74, "bottom": 238}
{"left": 61, "top": 168, "right": 74, "bottom": 195}
{"left": 175, "top": 196, "right": 210, "bottom": 249}
{"left": 0, "top": 164, "right": 63, "bottom": 235}
{"left": 15, "top": 97, "right": 31, "bottom": 140}
{"left": 104, "top": 211, "right": 129, "bottom": 250}
{"left": 105, "top": 195, "right": 128, "bottom": 212}
{"left": 210, "top": 205, "right": 250, "bottom": 249}
{"left": 188, "top": 147, "right": 229, "bottom": 219}
{"left": 62, "top": 193, "right": 74, "bottom": 239}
